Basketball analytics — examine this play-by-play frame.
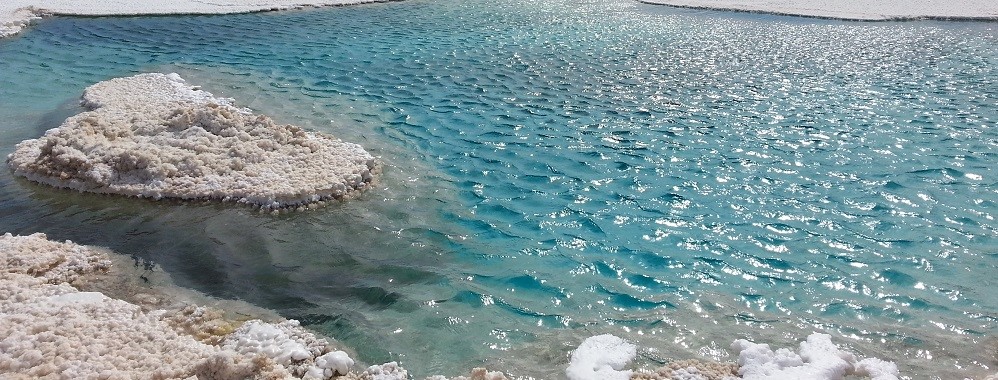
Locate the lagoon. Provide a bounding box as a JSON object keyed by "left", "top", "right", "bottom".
{"left": 0, "top": 0, "right": 995, "bottom": 378}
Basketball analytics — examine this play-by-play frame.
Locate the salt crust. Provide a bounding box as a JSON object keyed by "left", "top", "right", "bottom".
{"left": 6, "top": 73, "right": 378, "bottom": 210}
{"left": 0, "top": 232, "right": 353, "bottom": 379}
{"left": 639, "top": 0, "right": 998, "bottom": 21}
{"left": 0, "top": 0, "right": 393, "bottom": 38}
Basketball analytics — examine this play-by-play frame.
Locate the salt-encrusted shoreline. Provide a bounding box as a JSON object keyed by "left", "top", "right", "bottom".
{"left": 6, "top": 73, "right": 379, "bottom": 211}
{"left": 0, "top": 0, "right": 400, "bottom": 38}
{"left": 2, "top": 232, "right": 912, "bottom": 380}
{"left": 0, "top": 232, "right": 512, "bottom": 380}
{"left": 639, "top": 0, "right": 998, "bottom": 21}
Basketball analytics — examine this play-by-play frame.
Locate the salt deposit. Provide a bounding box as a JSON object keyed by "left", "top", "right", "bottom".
{"left": 565, "top": 334, "right": 637, "bottom": 380}
{"left": 640, "top": 0, "right": 998, "bottom": 21}
{"left": 0, "top": 231, "right": 111, "bottom": 284}
{"left": 730, "top": 333, "right": 900, "bottom": 380}
{"left": 342, "top": 362, "right": 410, "bottom": 380}
{"left": 0, "top": 0, "right": 393, "bottom": 38}
{"left": 224, "top": 319, "right": 356, "bottom": 378}
{"left": 7, "top": 73, "right": 378, "bottom": 210}
{"left": 632, "top": 359, "right": 739, "bottom": 380}
{"left": 0, "top": 232, "right": 359, "bottom": 379}
{"left": 424, "top": 367, "right": 510, "bottom": 380}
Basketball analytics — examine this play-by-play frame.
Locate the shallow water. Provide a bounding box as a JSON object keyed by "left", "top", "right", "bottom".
{"left": 0, "top": 0, "right": 996, "bottom": 378}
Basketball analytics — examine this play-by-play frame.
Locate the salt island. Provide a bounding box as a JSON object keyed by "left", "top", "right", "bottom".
{"left": 6, "top": 73, "right": 378, "bottom": 211}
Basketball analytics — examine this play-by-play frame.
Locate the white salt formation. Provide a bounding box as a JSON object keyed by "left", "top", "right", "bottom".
{"left": 565, "top": 334, "right": 638, "bottom": 380}
{"left": 0, "top": 232, "right": 361, "bottom": 379}
{"left": 730, "top": 333, "right": 899, "bottom": 380}
{"left": 341, "top": 362, "right": 410, "bottom": 380}
{"left": 224, "top": 320, "right": 354, "bottom": 378}
{"left": 7, "top": 73, "right": 378, "bottom": 210}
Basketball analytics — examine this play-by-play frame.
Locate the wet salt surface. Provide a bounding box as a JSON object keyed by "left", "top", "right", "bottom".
{"left": 0, "top": 0, "right": 995, "bottom": 378}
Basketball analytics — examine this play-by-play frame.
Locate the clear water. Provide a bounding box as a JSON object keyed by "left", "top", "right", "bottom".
{"left": 1, "top": 0, "right": 996, "bottom": 378}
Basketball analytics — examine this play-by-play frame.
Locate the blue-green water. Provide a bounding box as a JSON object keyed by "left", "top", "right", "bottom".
{"left": 1, "top": 0, "right": 996, "bottom": 378}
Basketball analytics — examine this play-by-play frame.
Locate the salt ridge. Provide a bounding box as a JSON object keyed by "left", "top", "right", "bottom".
{"left": 6, "top": 73, "right": 379, "bottom": 211}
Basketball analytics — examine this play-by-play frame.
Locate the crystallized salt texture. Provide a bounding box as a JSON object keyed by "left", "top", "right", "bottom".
{"left": 731, "top": 333, "right": 900, "bottom": 380}
{"left": 6, "top": 73, "right": 378, "bottom": 210}
{"left": 565, "top": 334, "right": 637, "bottom": 380}
{"left": 0, "top": 232, "right": 356, "bottom": 379}
{"left": 854, "top": 358, "right": 900, "bottom": 380}
{"left": 305, "top": 350, "right": 354, "bottom": 379}
{"left": 0, "top": 232, "right": 111, "bottom": 284}
{"left": 223, "top": 319, "right": 322, "bottom": 365}
{"left": 358, "top": 362, "right": 410, "bottom": 380}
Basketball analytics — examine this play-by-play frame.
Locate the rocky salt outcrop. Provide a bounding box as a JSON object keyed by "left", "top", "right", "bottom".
{"left": 0, "top": 232, "right": 360, "bottom": 379}
{"left": 7, "top": 73, "right": 378, "bottom": 210}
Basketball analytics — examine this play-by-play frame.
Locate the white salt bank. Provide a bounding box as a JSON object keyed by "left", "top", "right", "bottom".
{"left": 6, "top": 73, "right": 378, "bottom": 210}
{"left": 0, "top": 0, "right": 393, "bottom": 38}
{"left": 640, "top": 0, "right": 998, "bottom": 21}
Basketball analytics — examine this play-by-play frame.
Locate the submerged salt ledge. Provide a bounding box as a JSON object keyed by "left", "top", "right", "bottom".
{"left": 6, "top": 73, "right": 378, "bottom": 210}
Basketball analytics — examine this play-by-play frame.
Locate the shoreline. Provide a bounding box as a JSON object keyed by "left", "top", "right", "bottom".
{"left": 2, "top": 232, "right": 909, "bottom": 379}
{"left": 638, "top": 0, "right": 998, "bottom": 21}
{"left": 0, "top": 0, "right": 402, "bottom": 38}
{"left": 5, "top": 0, "right": 998, "bottom": 40}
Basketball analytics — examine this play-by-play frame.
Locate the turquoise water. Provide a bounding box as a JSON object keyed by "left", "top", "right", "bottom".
{"left": 1, "top": 0, "right": 996, "bottom": 378}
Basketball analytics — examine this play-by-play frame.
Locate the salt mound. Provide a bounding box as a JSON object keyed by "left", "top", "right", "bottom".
{"left": 7, "top": 73, "right": 378, "bottom": 210}
{"left": 565, "top": 334, "right": 637, "bottom": 380}
{"left": 731, "top": 333, "right": 900, "bottom": 380}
